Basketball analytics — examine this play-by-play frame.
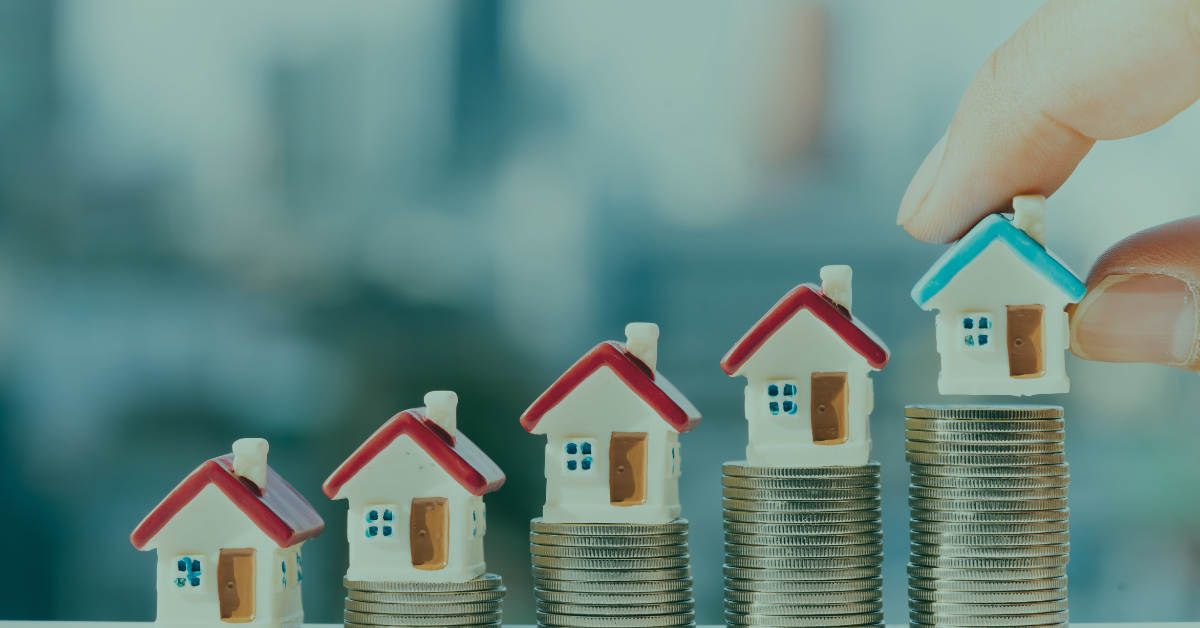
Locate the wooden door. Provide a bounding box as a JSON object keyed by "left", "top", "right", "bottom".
{"left": 609, "top": 432, "right": 648, "bottom": 506}
{"left": 217, "top": 548, "right": 255, "bottom": 623}
{"left": 810, "top": 372, "right": 848, "bottom": 445}
{"left": 1007, "top": 305, "right": 1045, "bottom": 378}
{"left": 410, "top": 497, "right": 449, "bottom": 570}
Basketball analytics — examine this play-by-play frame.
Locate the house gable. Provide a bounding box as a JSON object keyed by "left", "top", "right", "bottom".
{"left": 334, "top": 433, "right": 474, "bottom": 503}
{"left": 924, "top": 240, "right": 1078, "bottom": 312}
{"left": 143, "top": 483, "right": 273, "bottom": 552}
{"left": 531, "top": 365, "right": 678, "bottom": 437}
{"left": 736, "top": 308, "right": 871, "bottom": 379}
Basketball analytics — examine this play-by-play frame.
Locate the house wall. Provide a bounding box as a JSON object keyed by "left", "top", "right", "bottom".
{"left": 532, "top": 366, "right": 680, "bottom": 524}
{"left": 141, "top": 484, "right": 305, "bottom": 628}
{"left": 734, "top": 309, "right": 875, "bottom": 467}
{"left": 334, "top": 435, "right": 485, "bottom": 582}
{"left": 925, "top": 241, "right": 1073, "bottom": 396}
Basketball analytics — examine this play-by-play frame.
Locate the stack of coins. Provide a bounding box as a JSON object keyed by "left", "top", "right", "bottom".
{"left": 342, "top": 574, "right": 505, "bottom": 628}
{"left": 722, "top": 461, "right": 885, "bottom": 628}
{"left": 530, "top": 517, "right": 695, "bottom": 628}
{"left": 905, "top": 405, "right": 1069, "bottom": 627}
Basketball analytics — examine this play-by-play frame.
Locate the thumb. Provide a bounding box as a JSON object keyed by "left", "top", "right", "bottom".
{"left": 1068, "top": 216, "right": 1200, "bottom": 371}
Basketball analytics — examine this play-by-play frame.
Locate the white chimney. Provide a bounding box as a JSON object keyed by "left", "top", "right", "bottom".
{"left": 424, "top": 391, "right": 458, "bottom": 440}
{"left": 232, "top": 438, "right": 269, "bottom": 490}
{"left": 820, "top": 265, "right": 853, "bottom": 313}
{"left": 625, "top": 322, "right": 659, "bottom": 372}
{"left": 1012, "top": 194, "right": 1046, "bottom": 246}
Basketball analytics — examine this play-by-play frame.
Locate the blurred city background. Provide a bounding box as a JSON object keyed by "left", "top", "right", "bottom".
{"left": 1, "top": 0, "right": 1198, "bottom": 623}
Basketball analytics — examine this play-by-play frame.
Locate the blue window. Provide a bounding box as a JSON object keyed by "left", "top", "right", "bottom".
{"left": 563, "top": 438, "right": 598, "bottom": 473}
{"left": 565, "top": 442, "right": 578, "bottom": 455}
{"left": 281, "top": 559, "right": 287, "bottom": 589}
{"left": 175, "top": 556, "right": 202, "bottom": 588}
{"left": 783, "top": 384, "right": 796, "bottom": 396}
{"left": 296, "top": 553, "right": 303, "bottom": 583}
{"left": 979, "top": 335, "right": 988, "bottom": 346}
{"left": 979, "top": 317, "right": 990, "bottom": 329}
{"left": 567, "top": 460, "right": 577, "bottom": 470}
{"left": 366, "top": 505, "right": 400, "bottom": 541}
{"left": 964, "top": 335, "right": 974, "bottom": 346}
{"left": 767, "top": 384, "right": 779, "bottom": 397}
{"left": 382, "top": 526, "right": 393, "bottom": 537}
{"left": 382, "top": 509, "right": 393, "bottom": 521}
{"left": 782, "top": 401, "right": 794, "bottom": 413}
{"left": 581, "top": 442, "right": 592, "bottom": 455}
{"left": 766, "top": 381, "right": 799, "bottom": 415}
{"left": 581, "top": 456, "right": 592, "bottom": 470}
{"left": 769, "top": 401, "right": 779, "bottom": 414}
{"left": 963, "top": 318, "right": 974, "bottom": 329}
{"left": 959, "top": 312, "right": 996, "bottom": 351}
{"left": 367, "top": 509, "right": 379, "bottom": 522}
{"left": 366, "top": 526, "right": 378, "bottom": 538}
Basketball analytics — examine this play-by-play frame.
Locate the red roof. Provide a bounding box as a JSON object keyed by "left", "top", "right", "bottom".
{"left": 521, "top": 341, "right": 702, "bottom": 434}
{"left": 721, "top": 283, "right": 890, "bottom": 375}
{"left": 323, "top": 408, "right": 506, "bottom": 499}
{"left": 130, "top": 454, "right": 324, "bottom": 550}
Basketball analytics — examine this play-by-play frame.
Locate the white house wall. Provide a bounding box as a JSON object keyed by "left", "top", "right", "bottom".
{"left": 143, "top": 484, "right": 304, "bottom": 628}
{"left": 925, "top": 241, "right": 1073, "bottom": 396}
{"left": 335, "top": 435, "right": 485, "bottom": 583}
{"left": 735, "top": 309, "right": 874, "bottom": 467}
{"left": 534, "top": 366, "right": 680, "bottom": 524}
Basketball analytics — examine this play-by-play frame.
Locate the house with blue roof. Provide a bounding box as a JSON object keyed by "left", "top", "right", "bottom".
{"left": 911, "top": 195, "right": 1086, "bottom": 396}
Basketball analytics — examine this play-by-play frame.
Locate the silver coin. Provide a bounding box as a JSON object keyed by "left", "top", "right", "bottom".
{"left": 724, "top": 589, "right": 881, "bottom": 604}
{"left": 725, "top": 543, "right": 883, "bottom": 558}
{"left": 911, "top": 532, "right": 1069, "bottom": 546}
{"left": 535, "top": 578, "right": 693, "bottom": 594}
{"left": 531, "top": 518, "right": 688, "bottom": 536}
{"left": 725, "top": 600, "right": 882, "bottom": 615}
{"left": 722, "top": 476, "right": 880, "bottom": 490}
{"left": 910, "top": 623, "right": 1065, "bottom": 628}
{"left": 531, "top": 544, "right": 688, "bottom": 559}
{"left": 909, "top": 554, "right": 1068, "bottom": 569}
{"left": 344, "top": 574, "right": 503, "bottom": 593}
{"left": 726, "top": 555, "right": 884, "bottom": 569}
{"left": 536, "top": 600, "right": 694, "bottom": 616}
{"left": 347, "top": 589, "right": 507, "bottom": 603}
{"left": 905, "top": 418, "right": 1063, "bottom": 432}
{"left": 346, "top": 623, "right": 499, "bottom": 628}
{"left": 910, "top": 463, "right": 1068, "bottom": 478}
{"left": 724, "top": 521, "right": 883, "bottom": 536}
{"left": 908, "top": 575, "right": 1066, "bottom": 592}
{"left": 909, "top": 486, "right": 1068, "bottom": 500}
{"left": 535, "top": 589, "right": 693, "bottom": 605}
{"left": 531, "top": 533, "right": 687, "bottom": 548}
{"left": 903, "top": 405, "right": 1063, "bottom": 420}
{"left": 909, "top": 497, "right": 1067, "bottom": 512}
{"left": 533, "top": 567, "right": 690, "bottom": 582}
{"left": 343, "top": 610, "right": 501, "bottom": 626}
{"left": 725, "top": 532, "right": 883, "bottom": 546}
{"left": 722, "top": 487, "right": 882, "bottom": 501}
{"left": 906, "top": 441, "right": 1065, "bottom": 455}
{"left": 911, "top": 475, "right": 1070, "bottom": 489}
{"left": 909, "top": 588, "right": 1067, "bottom": 604}
{"left": 344, "top": 599, "right": 503, "bottom": 615}
{"left": 909, "top": 520, "right": 1069, "bottom": 535}
{"left": 723, "top": 509, "right": 882, "bottom": 524}
{"left": 910, "top": 509, "right": 1069, "bottom": 523}
{"left": 905, "top": 429, "right": 1063, "bottom": 444}
{"left": 908, "top": 610, "right": 1067, "bottom": 626}
{"left": 723, "top": 461, "right": 881, "bottom": 478}
{"left": 907, "top": 564, "right": 1066, "bottom": 580}
{"left": 723, "top": 566, "right": 882, "bottom": 581}
{"left": 724, "top": 610, "right": 883, "bottom": 627}
{"left": 910, "top": 542, "right": 1069, "bottom": 558}
{"left": 532, "top": 555, "right": 690, "bottom": 570}
{"left": 907, "top": 452, "right": 1066, "bottom": 466}
{"left": 536, "top": 611, "right": 695, "bottom": 627}
{"left": 725, "top": 576, "right": 882, "bottom": 593}
{"left": 723, "top": 498, "right": 880, "bottom": 513}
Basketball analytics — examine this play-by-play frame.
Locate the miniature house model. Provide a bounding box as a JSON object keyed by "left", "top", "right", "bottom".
{"left": 130, "top": 439, "right": 325, "bottom": 628}
{"left": 721, "top": 266, "right": 890, "bottom": 467}
{"left": 521, "top": 323, "right": 701, "bottom": 524}
{"left": 911, "top": 195, "right": 1086, "bottom": 396}
{"left": 323, "top": 391, "right": 505, "bottom": 583}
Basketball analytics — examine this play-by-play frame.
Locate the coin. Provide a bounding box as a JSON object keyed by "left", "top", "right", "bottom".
{"left": 905, "top": 429, "right": 1064, "bottom": 444}
{"left": 722, "top": 476, "right": 880, "bottom": 489}
{"left": 908, "top": 576, "right": 1066, "bottom": 592}
{"left": 909, "top": 542, "right": 1069, "bottom": 558}
{"left": 344, "top": 574, "right": 502, "bottom": 593}
{"left": 908, "top": 610, "right": 1067, "bottom": 627}
{"left": 535, "top": 578, "right": 693, "bottom": 594}
{"left": 533, "top": 567, "right": 690, "bottom": 582}
{"left": 910, "top": 532, "right": 1069, "bottom": 546}
{"left": 906, "top": 564, "right": 1066, "bottom": 580}
{"left": 536, "top": 601, "right": 694, "bottom": 616}
{"left": 531, "top": 545, "right": 688, "bottom": 559}
{"left": 907, "top": 453, "right": 1066, "bottom": 466}
{"left": 723, "top": 566, "right": 882, "bottom": 581}
{"left": 343, "top": 600, "right": 503, "bottom": 615}
{"left": 903, "top": 405, "right": 1063, "bottom": 420}
{"left": 909, "top": 589, "right": 1067, "bottom": 604}
{"left": 723, "top": 461, "right": 881, "bottom": 478}
{"left": 725, "top": 543, "right": 883, "bottom": 558}
{"left": 724, "top": 610, "right": 883, "bottom": 627}
{"left": 347, "top": 589, "right": 507, "bottom": 603}
{"left": 536, "top": 611, "right": 695, "bottom": 627}
{"left": 909, "top": 497, "right": 1066, "bottom": 512}
{"left": 906, "top": 441, "right": 1064, "bottom": 455}
{"left": 531, "top": 518, "right": 688, "bottom": 536}
{"left": 724, "top": 589, "right": 881, "bottom": 604}
{"left": 909, "top": 520, "right": 1069, "bottom": 535}
{"left": 532, "top": 555, "right": 691, "bottom": 570}
{"left": 343, "top": 610, "right": 501, "bottom": 626}
{"left": 910, "top": 475, "right": 1070, "bottom": 489}
{"left": 724, "top": 498, "right": 880, "bottom": 513}
{"left": 905, "top": 418, "right": 1063, "bottom": 432}
{"left": 909, "top": 486, "right": 1068, "bottom": 500}
{"left": 724, "top": 577, "right": 882, "bottom": 593}
{"left": 726, "top": 555, "right": 884, "bottom": 570}
{"left": 723, "top": 509, "right": 882, "bottom": 524}
{"left": 724, "top": 521, "right": 883, "bottom": 536}
{"left": 345, "top": 623, "right": 499, "bottom": 628}
{"left": 909, "top": 554, "right": 1069, "bottom": 569}
{"left": 910, "top": 464, "right": 1068, "bottom": 478}
{"left": 722, "top": 487, "right": 883, "bottom": 501}
{"left": 530, "top": 533, "right": 687, "bottom": 547}
{"left": 909, "top": 509, "right": 1069, "bottom": 523}
{"left": 534, "top": 589, "right": 693, "bottom": 605}
{"left": 725, "top": 532, "right": 883, "bottom": 546}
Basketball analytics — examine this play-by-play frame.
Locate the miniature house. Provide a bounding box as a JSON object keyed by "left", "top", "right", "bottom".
{"left": 130, "top": 438, "right": 325, "bottom": 628}
{"left": 521, "top": 323, "right": 701, "bottom": 524}
{"left": 721, "top": 266, "right": 890, "bottom": 467}
{"left": 911, "top": 195, "right": 1086, "bottom": 396}
{"left": 323, "top": 391, "right": 505, "bottom": 583}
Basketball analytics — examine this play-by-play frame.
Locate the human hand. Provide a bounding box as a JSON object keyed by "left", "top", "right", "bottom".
{"left": 895, "top": 0, "right": 1200, "bottom": 372}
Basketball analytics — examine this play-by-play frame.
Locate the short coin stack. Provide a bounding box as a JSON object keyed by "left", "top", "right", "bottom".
{"left": 530, "top": 517, "right": 695, "bottom": 628}
{"left": 905, "top": 405, "right": 1069, "bottom": 627}
{"left": 722, "top": 461, "right": 884, "bottom": 628}
{"left": 342, "top": 574, "right": 505, "bottom": 628}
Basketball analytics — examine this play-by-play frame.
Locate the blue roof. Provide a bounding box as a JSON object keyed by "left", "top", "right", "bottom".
{"left": 911, "top": 214, "right": 1086, "bottom": 308}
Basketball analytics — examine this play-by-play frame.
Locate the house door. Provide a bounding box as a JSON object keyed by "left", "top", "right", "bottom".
{"left": 1007, "top": 305, "right": 1045, "bottom": 378}
{"left": 811, "top": 372, "right": 849, "bottom": 445}
{"left": 609, "top": 432, "right": 648, "bottom": 506}
{"left": 410, "top": 497, "right": 449, "bottom": 570}
{"left": 217, "top": 548, "right": 256, "bottom": 623}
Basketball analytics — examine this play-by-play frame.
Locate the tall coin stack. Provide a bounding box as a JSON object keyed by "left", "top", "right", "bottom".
{"left": 722, "top": 461, "right": 885, "bottom": 628}
{"left": 342, "top": 574, "right": 506, "bottom": 628}
{"left": 530, "top": 518, "right": 695, "bottom": 628}
{"left": 905, "top": 405, "right": 1069, "bottom": 628}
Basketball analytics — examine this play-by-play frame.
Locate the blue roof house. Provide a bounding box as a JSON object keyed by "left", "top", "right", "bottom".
{"left": 911, "top": 195, "right": 1086, "bottom": 396}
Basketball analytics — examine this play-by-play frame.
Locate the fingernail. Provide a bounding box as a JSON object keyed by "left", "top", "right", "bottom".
{"left": 897, "top": 130, "right": 948, "bottom": 226}
{"left": 1070, "top": 273, "right": 1198, "bottom": 366}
